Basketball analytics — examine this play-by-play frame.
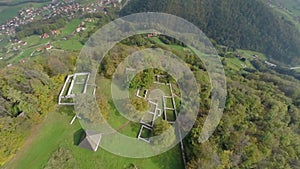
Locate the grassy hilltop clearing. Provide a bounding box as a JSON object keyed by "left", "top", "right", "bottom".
{"left": 0, "top": 0, "right": 299, "bottom": 169}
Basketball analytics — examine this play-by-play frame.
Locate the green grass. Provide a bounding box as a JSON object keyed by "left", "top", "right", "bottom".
{"left": 151, "top": 83, "right": 172, "bottom": 96}
{"left": 3, "top": 15, "right": 89, "bottom": 63}
{"left": 71, "top": 84, "right": 84, "bottom": 94}
{"left": 23, "top": 35, "right": 49, "bottom": 47}
{"left": 0, "top": 2, "right": 49, "bottom": 24}
{"left": 224, "top": 49, "right": 264, "bottom": 71}
{"left": 103, "top": 99, "right": 141, "bottom": 138}
{"left": 150, "top": 37, "right": 186, "bottom": 51}
{"left": 53, "top": 38, "right": 83, "bottom": 51}
{"left": 237, "top": 49, "right": 267, "bottom": 60}
{"left": 5, "top": 107, "right": 76, "bottom": 169}
{"left": 6, "top": 35, "right": 49, "bottom": 63}
{"left": 5, "top": 17, "right": 85, "bottom": 62}
{"left": 166, "top": 109, "right": 176, "bottom": 122}
{"left": 0, "top": 35, "right": 9, "bottom": 44}
{"left": 62, "top": 78, "right": 72, "bottom": 96}
{"left": 140, "top": 126, "right": 152, "bottom": 138}
{"left": 97, "top": 77, "right": 111, "bottom": 98}
{"left": 169, "top": 44, "right": 185, "bottom": 51}
{"left": 75, "top": 75, "right": 88, "bottom": 83}
{"left": 165, "top": 97, "right": 174, "bottom": 109}
{"left": 10, "top": 48, "right": 35, "bottom": 63}
{"left": 226, "top": 57, "right": 246, "bottom": 70}
{"left": 174, "top": 97, "right": 181, "bottom": 112}
{"left": 61, "top": 19, "right": 83, "bottom": 37}
{"left": 119, "top": 122, "right": 140, "bottom": 138}
{"left": 171, "top": 84, "right": 181, "bottom": 97}
{"left": 97, "top": 78, "right": 142, "bottom": 138}
{"left": 0, "top": 6, "right": 21, "bottom": 24}
{"left": 227, "top": 49, "right": 268, "bottom": 71}
{"left": 5, "top": 106, "right": 184, "bottom": 169}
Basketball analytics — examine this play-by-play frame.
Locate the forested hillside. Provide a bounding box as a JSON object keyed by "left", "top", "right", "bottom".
{"left": 106, "top": 35, "right": 300, "bottom": 169}
{"left": 120, "top": 0, "right": 300, "bottom": 66}
{"left": 186, "top": 69, "right": 300, "bottom": 168}
{"left": 0, "top": 52, "right": 76, "bottom": 165}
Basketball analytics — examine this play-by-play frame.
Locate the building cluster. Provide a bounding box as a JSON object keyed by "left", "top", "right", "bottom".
{"left": 0, "top": 0, "right": 121, "bottom": 36}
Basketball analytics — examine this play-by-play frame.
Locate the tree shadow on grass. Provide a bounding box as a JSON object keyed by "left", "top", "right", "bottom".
{"left": 73, "top": 128, "right": 85, "bottom": 145}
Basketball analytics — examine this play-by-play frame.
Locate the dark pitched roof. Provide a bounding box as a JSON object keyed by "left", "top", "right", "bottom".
{"left": 78, "top": 130, "right": 102, "bottom": 152}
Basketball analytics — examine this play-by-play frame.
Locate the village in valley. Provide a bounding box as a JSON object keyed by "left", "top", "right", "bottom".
{"left": 0, "top": 0, "right": 121, "bottom": 36}
{"left": 0, "top": 0, "right": 122, "bottom": 66}
{"left": 0, "top": 0, "right": 293, "bottom": 74}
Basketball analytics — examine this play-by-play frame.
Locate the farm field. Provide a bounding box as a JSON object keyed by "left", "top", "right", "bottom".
{"left": 222, "top": 49, "right": 268, "bottom": 71}
{"left": 2, "top": 17, "right": 87, "bottom": 63}
{"left": 0, "top": 1, "right": 48, "bottom": 24}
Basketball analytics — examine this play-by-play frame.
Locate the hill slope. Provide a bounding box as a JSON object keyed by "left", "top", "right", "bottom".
{"left": 120, "top": 0, "right": 300, "bottom": 66}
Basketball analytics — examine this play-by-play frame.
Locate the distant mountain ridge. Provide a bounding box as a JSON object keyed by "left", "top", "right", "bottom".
{"left": 120, "top": 0, "right": 300, "bottom": 66}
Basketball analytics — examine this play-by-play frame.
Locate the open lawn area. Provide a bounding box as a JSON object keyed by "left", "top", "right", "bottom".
{"left": 60, "top": 19, "right": 83, "bottom": 37}
{"left": 224, "top": 49, "right": 268, "bottom": 71}
{"left": 5, "top": 106, "right": 184, "bottom": 169}
{"left": 150, "top": 37, "right": 186, "bottom": 51}
{"left": 23, "top": 35, "right": 49, "bottom": 47}
{"left": 140, "top": 126, "right": 153, "bottom": 138}
{"left": 165, "top": 109, "right": 176, "bottom": 122}
{"left": 237, "top": 49, "right": 267, "bottom": 60}
{"left": 224, "top": 57, "right": 254, "bottom": 71}
{"left": 151, "top": 83, "right": 172, "bottom": 96}
{"left": 53, "top": 38, "right": 83, "bottom": 51}
{"left": 97, "top": 78, "right": 142, "bottom": 138}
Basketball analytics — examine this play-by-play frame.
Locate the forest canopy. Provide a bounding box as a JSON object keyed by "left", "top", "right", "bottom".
{"left": 120, "top": 0, "right": 300, "bottom": 66}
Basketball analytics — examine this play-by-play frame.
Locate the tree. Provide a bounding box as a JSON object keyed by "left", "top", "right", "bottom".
{"left": 152, "top": 118, "right": 176, "bottom": 146}
{"left": 130, "top": 97, "right": 148, "bottom": 112}
{"left": 141, "top": 69, "right": 154, "bottom": 88}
